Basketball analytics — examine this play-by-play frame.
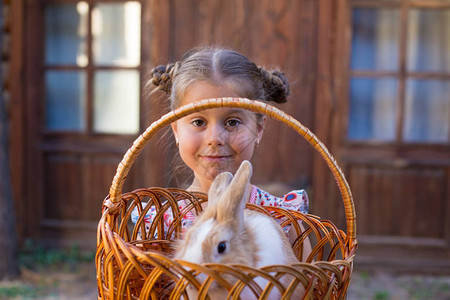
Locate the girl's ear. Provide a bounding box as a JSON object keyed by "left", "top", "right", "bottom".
{"left": 171, "top": 122, "right": 178, "bottom": 139}
{"left": 171, "top": 123, "right": 180, "bottom": 146}
{"left": 256, "top": 115, "right": 267, "bottom": 142}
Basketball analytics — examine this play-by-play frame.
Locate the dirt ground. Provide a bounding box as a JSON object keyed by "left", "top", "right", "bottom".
{"left": 347, "top": 269, "right": 450, "bottom": 300}
{"left": 0, "top": 263, "right": 98, "bottom": 300}
{"left": 1, "top": 262, "right": 450, "bottom": 299}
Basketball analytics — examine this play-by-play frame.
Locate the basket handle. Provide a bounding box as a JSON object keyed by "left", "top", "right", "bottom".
{"left": 106, "top": 97, "right": 356, "bottom": 241}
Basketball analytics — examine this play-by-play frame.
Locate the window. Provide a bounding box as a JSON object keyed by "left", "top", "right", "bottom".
{"left": 348, "top": 0, "right": 449, "bottom": 144}
{"left": 44, "top": 1, "right": 141, "bottom": 134}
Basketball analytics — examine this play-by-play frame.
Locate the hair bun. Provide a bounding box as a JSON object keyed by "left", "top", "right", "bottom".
{"left": 259, "top": 67, "right": 290, "bottom": 103}
{"left": 150, "top": 63, "right": 177, "bottom": 94}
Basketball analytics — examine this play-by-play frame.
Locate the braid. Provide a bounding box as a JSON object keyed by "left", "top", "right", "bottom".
{"left": 258, "top": 66, "right": 290, "bottom": 103}
{"left": 150, "top": 63, "right": 178, "bottom": 94}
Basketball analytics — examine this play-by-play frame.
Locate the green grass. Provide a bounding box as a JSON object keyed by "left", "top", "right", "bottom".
{"left": 18, "top": 239, "right": 95, "bottom": 271}
{"left": 0, "top": 239, "right": 96, "bottom": 299}
{"left": 0, "top": 284, "right": 52, "bottom": 299}
{"left": 404, "top": 277, "right": 450, "bottom": 300}
{"left": 0, "top": 286, "right": 36, "bottom": 298}
{"left": 374, "top": 290, "right": 390, "bottom": 300}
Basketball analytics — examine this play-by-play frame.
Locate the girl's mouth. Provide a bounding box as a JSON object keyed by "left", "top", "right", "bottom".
{"left": 199, "top": 155, "right": 232, "bottom": 163}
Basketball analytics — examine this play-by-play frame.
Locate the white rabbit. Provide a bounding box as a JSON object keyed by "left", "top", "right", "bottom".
{"left": 175, "top": 160, "right": 303, "bottom": 299}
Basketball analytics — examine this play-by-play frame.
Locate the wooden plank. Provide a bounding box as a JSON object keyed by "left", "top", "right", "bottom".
{"left": 356, "top": 235, "right": 450, "bottom": 274}
{"left": 445, "top": 167, "right": 450, "bottom": 245}
{"left": 43, "top": 154, "right": 84, "bottom": 221}
{"left": 138, "top": 0, "right": 173, "bottom": 188}
{"left": 8, "top": 0, "right": 26, "bottom": 242}
{"left": 41, "top": 152, "right": 132, "bottom": 240}
{"left": 246, "top": 0, "right": 315, "bottom": 185}
{"left": 85, "top": 154, "right": 136, "bottom": 219}
{"left": 24, "top": 0, "right": 46, "bottom": 239}
{"left": 171, "top": 0, "right": 198, "bottom": 57}
{"left": 312, "top": 0, "right": 350, "bottom": 227}
{"left": 348, "top": 164, "right": 447, "bottom": 238}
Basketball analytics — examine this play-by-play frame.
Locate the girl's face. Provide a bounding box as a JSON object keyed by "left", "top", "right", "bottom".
{"left": 172, "top": 81, "right": 266, "bottom": 192}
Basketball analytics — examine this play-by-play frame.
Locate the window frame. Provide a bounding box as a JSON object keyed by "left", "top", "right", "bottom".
{"left": 42, "top": 0, "right": 144, "bottom": 137}
{"left": 342, "top": 0, "right": 450, "bottom": 148}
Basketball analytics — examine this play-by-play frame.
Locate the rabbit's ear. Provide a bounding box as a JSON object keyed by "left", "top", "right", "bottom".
{"left": 217, "top": 161, "right": 252, "bottom": 226}
{"left": 208, "top": 171, "right": 233, "bottom": 207}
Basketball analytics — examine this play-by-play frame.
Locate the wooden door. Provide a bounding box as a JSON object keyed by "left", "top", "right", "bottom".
{"left": 23, "top": 0, "right": 156, "bottom": 248}
{"left": 315, "top": 0, "right": 450, "bottom": 272}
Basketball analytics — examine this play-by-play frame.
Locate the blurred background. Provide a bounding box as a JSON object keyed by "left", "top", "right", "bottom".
{"left": 1, "top": 0, "right": 449, "bottom": 298}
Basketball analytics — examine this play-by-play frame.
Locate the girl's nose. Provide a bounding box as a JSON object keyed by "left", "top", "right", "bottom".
{"left": 206, "top": 124, "right": 227, "bottom": 146}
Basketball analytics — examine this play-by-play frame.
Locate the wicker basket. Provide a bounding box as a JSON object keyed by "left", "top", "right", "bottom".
{"left": 96, "top": 97, "right": 357, "bottom": 299}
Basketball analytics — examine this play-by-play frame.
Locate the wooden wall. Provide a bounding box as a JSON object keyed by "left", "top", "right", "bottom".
{"left": 6, "top": 0, "right": 450, "bottom": 272}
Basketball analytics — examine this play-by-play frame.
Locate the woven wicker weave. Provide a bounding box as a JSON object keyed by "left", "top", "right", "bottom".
{"left": 96, "top": 97, "right": 357, "bottom": 299}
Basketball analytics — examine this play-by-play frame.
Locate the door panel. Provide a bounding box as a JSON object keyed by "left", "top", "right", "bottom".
{"left": 43, "top": 153, "right": 137, "bottom": 222}
{"left": 24, "top": 1, "right": 146, "bottom": 248}
{"left": 349, "top": 164, "right": 447, "bottom": 238}
{"left": 40, "top": 150, "right": 138, "bottom": 244}
{"left": 44, "top": 154, "right": 84, "bottom": 221}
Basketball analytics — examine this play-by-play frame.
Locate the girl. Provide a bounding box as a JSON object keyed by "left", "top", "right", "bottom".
{"left": 133, "top": 47, "right": 309, "bottom": 245}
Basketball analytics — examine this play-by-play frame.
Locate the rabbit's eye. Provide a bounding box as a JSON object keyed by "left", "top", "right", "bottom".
{"left": 217, "top": 241, "right": 227, "bottom": 254}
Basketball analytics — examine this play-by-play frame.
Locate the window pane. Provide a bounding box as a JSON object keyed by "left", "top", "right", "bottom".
{"left": 403, "top": 80, "right": 449, "bottom": 143}
{"left": 407, "top": 9, "right": 450, "bottom": 72}
{"left": 94, "top": 70, "right": 140, "bottom": 134}
{"left": 92, "top": 2, "right": 141, "bottom": 66}
{"left": 45, "top": 71, "right": 86, "bottom": 131}
{"left": 348, "top": 78, "right": 398, "bottom": 141}
{"left": 351, "top": 8, "right": 400, "bottom": 71}
{"left": 45, "top": 2, "right": 88, "bottom": 66}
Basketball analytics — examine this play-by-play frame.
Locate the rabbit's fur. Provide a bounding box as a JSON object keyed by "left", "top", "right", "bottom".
{"left": 175, "top": 160, "right": 303, "bottom": 299}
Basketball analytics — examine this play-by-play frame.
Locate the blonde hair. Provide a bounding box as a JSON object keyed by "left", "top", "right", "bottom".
{"left": 150, "top": 47, "right": 290, "bottom": 109}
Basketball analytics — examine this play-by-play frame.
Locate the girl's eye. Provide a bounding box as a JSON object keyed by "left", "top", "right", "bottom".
{"left": 192, "top": 119, "right": 205, "bottom": 127}
{"left": 225, "top": 119, "right": 240, "bottom": 127}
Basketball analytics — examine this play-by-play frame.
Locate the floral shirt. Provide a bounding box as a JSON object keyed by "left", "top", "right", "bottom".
{"left": 249, "top": 186, "right": 308, "bottom": 214}
{"left": 131, "top": 185, "right": 309, "bottom": 238}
